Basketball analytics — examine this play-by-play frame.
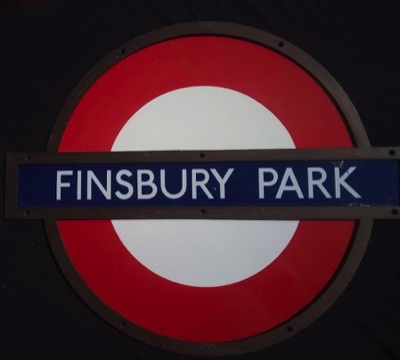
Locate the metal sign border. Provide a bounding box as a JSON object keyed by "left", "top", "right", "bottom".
{"left": 8, "top": 22, "right": 381, "bottom": 356}
{"left": 5, "top": 147, "right": 400, "bottom": 220}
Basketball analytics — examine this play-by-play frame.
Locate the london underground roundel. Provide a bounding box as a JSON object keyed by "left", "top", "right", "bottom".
{"left": 9, "top": 23, "right": 387, "bottom": 356}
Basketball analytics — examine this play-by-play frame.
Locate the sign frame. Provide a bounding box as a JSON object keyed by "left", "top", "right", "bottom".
{"left": 5, "top": 147, "right": 400, "bottom": 220}
{"left": 5, "top": 22, "right": 395, "bottom": 356}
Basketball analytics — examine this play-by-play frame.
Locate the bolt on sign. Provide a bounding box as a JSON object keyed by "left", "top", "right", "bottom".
{"left": 5, "top": 23, "right": 400, "bottom": 356}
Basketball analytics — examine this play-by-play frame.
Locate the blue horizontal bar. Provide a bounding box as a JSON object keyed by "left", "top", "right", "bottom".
{"left": 17, "top": 160, "right": 398, "bottom": 207}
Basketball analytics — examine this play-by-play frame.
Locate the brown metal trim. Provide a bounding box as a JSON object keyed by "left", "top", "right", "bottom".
{"left": 5, "top": 148, "right": 399, "bottom": 220}
{"left": 8, "top": 147, "right": 400, "bottom": 164}
{"left": 6, "top": 206, "right": 400, "bottom": 221}
{"left": 6, "top": 206, "right": 400, "bottom": 220}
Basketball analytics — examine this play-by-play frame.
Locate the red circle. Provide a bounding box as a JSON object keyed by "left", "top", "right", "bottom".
{"left": 56, "top": 36, "right": 355, "bottom": 342}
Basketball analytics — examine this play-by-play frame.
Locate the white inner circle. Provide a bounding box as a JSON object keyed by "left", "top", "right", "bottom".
{"left": 111, "top": 86, "right": 298, "bottom": 287}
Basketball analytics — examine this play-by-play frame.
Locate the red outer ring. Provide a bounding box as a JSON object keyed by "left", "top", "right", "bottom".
{"left": 58, "top": 36, "right": 352, "bottom": 151}
{"left": 55, "top": 36, "right": 355, "bottom": 342}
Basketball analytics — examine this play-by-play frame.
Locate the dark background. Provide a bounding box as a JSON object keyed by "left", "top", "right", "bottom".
{"left": 1, "top": 1, "right": 399, "bottom": 359}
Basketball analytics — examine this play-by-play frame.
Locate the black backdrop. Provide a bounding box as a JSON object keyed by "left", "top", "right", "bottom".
{"left": 1, "top": 1, "right": 399, "bottom": 359}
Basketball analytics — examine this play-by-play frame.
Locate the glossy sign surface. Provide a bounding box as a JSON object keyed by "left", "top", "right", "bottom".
{"left": 18, "top": 160, "right": 398, "bottom": 207}
{"left": 53, "top": 35, "right": 357, "bottom": 342}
